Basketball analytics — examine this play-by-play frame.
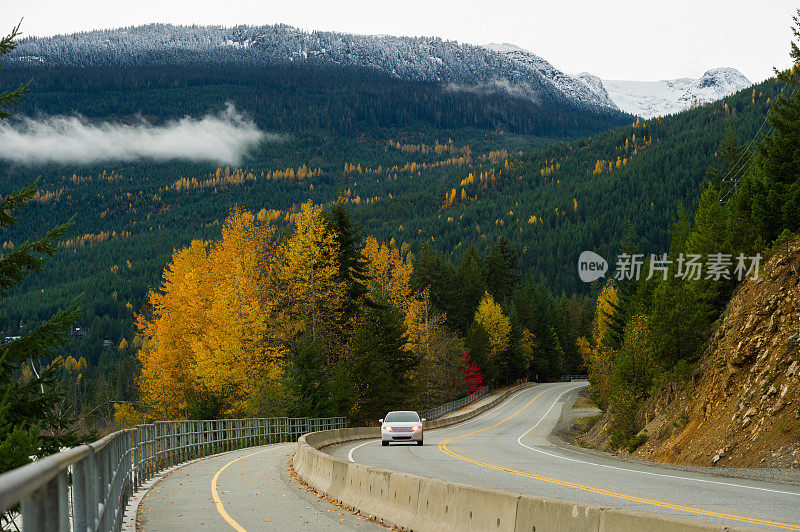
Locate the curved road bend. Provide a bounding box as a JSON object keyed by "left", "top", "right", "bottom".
{"left": 136, "top": 442, "right": 384, "bottom": 531}
{"left": 331, "top": 382, "right": 800, "bottom": 531}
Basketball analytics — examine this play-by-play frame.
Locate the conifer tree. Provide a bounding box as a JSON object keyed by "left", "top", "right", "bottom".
{"left": 602, "top": 225, "right": 638, "bottom": 351}
{"left": 734, "top": 10, "right": 800, "bottom": 245}
{"left": 411, "top": 243, "right": 461, "bottom": 328}
{"left": 456, "top": 244, "right": 486, "bottom": 333}
{"left": 706, "top": 126, "right": 748, "bottom": 195}
{"left": 0, "top": 22, "right": 83, "bottom": 525}
{"left": 324, "top": 201, "right": 372, "bottom": 351}
{"left": 339, "top": 295, "right": 415, "bottom": 423}
{"left": 485, "top": 237, "right": 519, "bottom": 303}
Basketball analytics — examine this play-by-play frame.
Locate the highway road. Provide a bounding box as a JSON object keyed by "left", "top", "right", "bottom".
{"left": 136, "top": 442, "right": 384, "bottom": 531}
{"left": 329, "top": 382, "right": 800, "bottom": 531}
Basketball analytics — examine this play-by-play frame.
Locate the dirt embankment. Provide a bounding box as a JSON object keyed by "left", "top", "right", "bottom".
{"left": 581, "top": 238, "right": 800, "bottom": 469}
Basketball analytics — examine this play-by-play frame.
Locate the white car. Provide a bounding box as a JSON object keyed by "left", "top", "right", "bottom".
{"left": 380, "top": 411, "right": 425, "bottom": 446}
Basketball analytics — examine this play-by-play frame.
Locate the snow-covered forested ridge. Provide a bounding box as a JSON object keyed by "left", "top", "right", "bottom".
{"left": 484, "top": 43, "right": 618, "bottom": 110}
{"left": 8, "top": 24, "right": 619, "bottom": 113}
{"left": 10, "top": 24, "right": 749, "bottom": 118}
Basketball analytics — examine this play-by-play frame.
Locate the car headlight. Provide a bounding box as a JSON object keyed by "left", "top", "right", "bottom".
{"left": 412, "top": 425, "right": 420, "bottom": 431}
{"left": 383, "top": 425, "right": 391, "bottom": 432}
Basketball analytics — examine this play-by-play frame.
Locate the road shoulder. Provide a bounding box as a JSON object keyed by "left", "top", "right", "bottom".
{"left": 548, "top": 386, "right": 800, "bottom": 487}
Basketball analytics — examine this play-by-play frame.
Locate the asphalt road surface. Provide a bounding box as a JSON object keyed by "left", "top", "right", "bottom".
{"left": 329, "top": 382, "right": 800, "bottom": 531}
{"left": 137, "top": 442, "right": 384, "bottom": 531}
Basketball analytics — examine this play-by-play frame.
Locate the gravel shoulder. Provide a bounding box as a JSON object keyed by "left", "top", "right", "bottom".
{"left": 549, "top": 386, "right": 800, "bottom": 487}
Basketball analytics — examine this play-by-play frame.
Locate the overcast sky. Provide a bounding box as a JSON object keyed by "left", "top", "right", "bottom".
{"left": 6, "top": 0, "right": 797, "bottom": 82}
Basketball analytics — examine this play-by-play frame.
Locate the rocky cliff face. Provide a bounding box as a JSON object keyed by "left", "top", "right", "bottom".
{"left": 584, "top": 238, "right": 800, "bottom": 468}
{"left": 641, "top": 239, "right": 800, "bottom": 467}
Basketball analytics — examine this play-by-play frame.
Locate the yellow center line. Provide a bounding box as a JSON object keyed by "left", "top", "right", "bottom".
{"left": 438, "top": 384, "right": 800, "bottom": 531}
{"left": 211, "top": 448, "right": 270, "bottom": 532}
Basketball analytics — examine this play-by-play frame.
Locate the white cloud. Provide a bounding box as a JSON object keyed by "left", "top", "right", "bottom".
{"left": 0, "top": 104, "right": 274, "bottom": 165}
{"left": 444, "top": 78, "right": 540, "bottom": 103}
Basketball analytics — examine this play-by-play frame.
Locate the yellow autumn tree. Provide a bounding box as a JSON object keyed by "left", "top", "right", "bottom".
{"left": 137, "top": 240, "right": 211, "bottom": 418}
{"left": 361, "top": 235, "right": 455, "bottom": 371}
{"left": 519, "top": 328, "right": 536, "bottom": 367}
{"left": 474, "top": 292, "right": 511, "bottom": 362}
{"left": 405, "top": 286, "right": 448, "bottom": 356}
{"left": 114, "top": 402, "right": 150, "bottom": 428}
{"left": 193, "top": 209, "right": 285, "bottom": 407}
{"left": 362, "top": 238, "right": 462, "bottom": 406}
{"left": 137, "top": 208, "right": 287, "bottom": 418}
{"left": 273, "top": 201, "right": 346, "bottom": 348}
{"left": 362, "top": 236, "right": 414, "bottom": 316}
{"left": 578, "top": 279, "right": 619, "bottom": 407}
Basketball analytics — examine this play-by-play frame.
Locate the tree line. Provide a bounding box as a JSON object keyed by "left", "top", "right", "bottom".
{"left": 123, "top": 200, "right": 592, "bottom": 425}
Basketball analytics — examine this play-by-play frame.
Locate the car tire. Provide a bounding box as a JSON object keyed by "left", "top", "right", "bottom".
{"left": 382, "top": 441, "right": 389, "bottom": 446}
{"left": 417, "top": 440, "right": 423, "bottom": 446}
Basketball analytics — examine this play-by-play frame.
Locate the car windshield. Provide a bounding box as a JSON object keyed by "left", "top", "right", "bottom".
{"left": 384, "top": 412, "right": 419, "bottom": 422}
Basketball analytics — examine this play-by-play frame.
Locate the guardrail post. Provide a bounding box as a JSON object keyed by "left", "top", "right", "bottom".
{"left": 73, "top": 454, "right": 88, "bottom": 531}
{"left": 88, "top": 446, "right": 99, "bottom": 530}
{"left": 57, "top": 468, "right": 69, "bottom": 532}
{"left": 100, "top": 442, "right": 110, "bottom": 530}
{"left": 191, "top": 420, "right": 196, "bottom": 459}
{"left": 131, "top": 428, "right": 139, "bottom": 491}
{"left": 181, "top": 421, "right": 186, "bottom": 463}
{"left": 21, "top": 476, "right": 57, "bottom": 531}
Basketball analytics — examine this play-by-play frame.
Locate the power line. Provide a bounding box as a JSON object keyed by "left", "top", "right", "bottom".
{"left": 718, "top": 83, "right": 797, "bottom": 204}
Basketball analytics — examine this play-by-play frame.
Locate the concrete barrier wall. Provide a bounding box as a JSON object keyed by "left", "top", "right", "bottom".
{"left": 294, "top": 385, "right": 761, "bottom": 532}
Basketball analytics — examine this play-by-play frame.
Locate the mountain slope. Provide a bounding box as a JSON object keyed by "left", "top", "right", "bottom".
{"left": 579, "top": 68, "right": 752, "bottom": 118}
{"left": 10, "top": 24, "right": 624, "bottom": 116}
{"left": 0, "top": 30, "right": 783, "bottom": 413}
{"left": 483, "top": 43, "right": 618, "bottom": 110}
{"left": 583, "top": 238, "right": 800, "bottom": 468}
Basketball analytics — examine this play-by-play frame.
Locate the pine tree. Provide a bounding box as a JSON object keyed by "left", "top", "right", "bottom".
{"left": 485, "top": 236, "right": 519, "bottom": 303}
{"left": 0, "top": 23, "right": 29, "bottom": 121}
{"left": 325, "top": 201, "right": 372, "bottom": 335}
{"left": 0, "top": 22, "right": 84, "bottom": 525}
{"left": 339, "top": 295, "right": 416, "bottom": 423}
{"left": 706, "top": 126, "right": 748, "bottom": 196}
{"left": 602, "top": 225, "right": 638, "bottom": 351}
{"left": 456, "top": 244, "right": 486, "bottom": 333}
{"left": 411, "top": 243, "right": 461, "bottom": 328}
{"left": 286, "top": 334, "right": 331, "bottom": 417}
{"left": 736, "top": 10, "right": 800, "bottom": 244}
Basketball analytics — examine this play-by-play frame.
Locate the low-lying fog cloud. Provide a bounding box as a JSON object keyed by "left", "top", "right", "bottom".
{"left": 0, "top": 104, "right": 274, "bottom": 165}
{"left": 445, "top": 78, "right": 539, "bottom": 103}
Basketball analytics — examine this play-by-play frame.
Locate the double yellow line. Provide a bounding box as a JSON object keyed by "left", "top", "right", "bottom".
{"left": 438, "top": 385, "right": 800, "bottom": 531}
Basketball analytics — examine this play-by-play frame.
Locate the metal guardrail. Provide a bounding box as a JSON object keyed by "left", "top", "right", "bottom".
{"left": 0, "top": 416, "right": 346, "bottom": 531}
{"left": 421, "top": 386, "right": 490, "bottom": 421}
{"left": 561, "top": 375, "right": 588, "bottom": 382}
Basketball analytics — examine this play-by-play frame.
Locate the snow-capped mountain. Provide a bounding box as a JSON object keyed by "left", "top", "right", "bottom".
{"left": 7, "top": 24, "right": 620, "bottom": 114}
{"left": 578, "top": 68, "right": 752, "bottom": 118}
{"left": 483, "top": 43, "right": 618, "bottom": 110}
